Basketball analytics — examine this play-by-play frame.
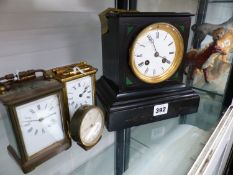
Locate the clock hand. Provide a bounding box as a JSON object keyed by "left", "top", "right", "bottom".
{"left": 43, "top": 112, "right": 56, "bottom": 119}
{"left": 83, "top": 86, "right": 89, "bottom": 93}
{"left": 159, "top": 56, "right": 171, "bottom": 64}
{"left": 147, "top": 35, "right": 158, "bottom": 53}
{"left": 22, "top": 112, "right": 56, "bottom": 123}
{"left": 85, "top": 124, "right": 100, "bottom": 141}
{"left": 79, "top": 86, "right": 89, "bottom": 97}
{"left": 22, "top": 119, "right": 40, "bottom": 122}
{"left": 83, "top": 122, "right": 96, "bottom": 134}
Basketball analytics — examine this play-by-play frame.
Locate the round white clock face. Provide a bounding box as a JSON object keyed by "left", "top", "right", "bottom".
{"left": 66, "top": 76, "right": 93, "bottom": 118}
{"left": 130, "top": 23, "right": 184, "bottom": 84}
{"left": 16, "top": 94, "right": 65, "bottom": 157}
{"left": 79, "top": 107, "right": 104, "bottom": 147}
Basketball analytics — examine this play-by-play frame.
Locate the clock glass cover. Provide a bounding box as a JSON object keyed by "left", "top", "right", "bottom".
{"left": 79, "top": 106, "right": 104, "bottom": 147}
{"left": 16, "top": 94, "right": 65, "bottom": 157}
{"left": 130, "top": 22, "right": 184, "bottom": 84}
{"left": 66, "top": 76, "right": 93, "bottom": 117}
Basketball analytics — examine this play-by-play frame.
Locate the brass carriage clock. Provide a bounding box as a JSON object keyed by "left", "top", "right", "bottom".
{"left": 0, "top": 70, "right": 71, "bottom": 173}
{"left": 97, "top": 9, "right": 200, "bottom": 131}
{"left": 51, "top": 62, "right": 97, "bottom": 118}
{"left": 50, "top": 62, "right": 105, "bottom": 149}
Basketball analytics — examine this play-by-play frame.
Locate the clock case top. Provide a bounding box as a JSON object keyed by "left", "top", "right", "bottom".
{"left": 0, "top": 76, "right": 71, "bottom": 173}
{"left": 50, "top": 62, "right": 97, "bottom": 83}
{"left": 101, "top": 12, "right": 193, "bottom": 91}
{"left": 0, "top": 78, "right": 63, "bottom": 105}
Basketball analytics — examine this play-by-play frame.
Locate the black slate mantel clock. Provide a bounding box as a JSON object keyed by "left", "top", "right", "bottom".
{"left": 97, "top": 9, "right": 200, "bottom": 131}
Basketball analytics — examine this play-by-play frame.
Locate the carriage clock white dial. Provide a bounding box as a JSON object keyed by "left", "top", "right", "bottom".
{"left": 70, "top": 105, "right": 104, "bottom": 149}
{"left": 51, "top": 62, "right": 96, "bottom": 119}
{"left": 16, "top": 94, "right": 65, "bottom": 156}
{"left": 66, "top": 76, "right": 93, "bottom": 117}
{"left": 130, "top": 22, "right": 184, "bottom": 84}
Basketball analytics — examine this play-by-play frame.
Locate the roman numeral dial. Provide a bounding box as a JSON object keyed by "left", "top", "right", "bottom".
{"left": 130, "top": 22, "right": 184, "bottom": 84}
{"left": 16, "top": 94, "right": 65, "bottom": 156}
{"left": 66, "top": 76, "right": 93, "bottom": 118}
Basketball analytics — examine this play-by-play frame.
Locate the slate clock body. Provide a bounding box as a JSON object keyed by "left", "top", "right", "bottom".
{"left": 97, "top": 11, "right": 200, "bottom": 131}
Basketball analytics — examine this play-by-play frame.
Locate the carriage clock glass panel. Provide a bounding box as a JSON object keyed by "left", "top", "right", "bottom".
{"left": 16, "top": 94, "right": 64, "bottom": 156}
{"left": 51, "top": 62, "right": 97, "bottom": 119}
{"left": 66, "top": 75, "right": 93, "bottom": 117}
{"left": 130, "top": 22, "right": 184, "bottom": 84}
{"left": 80, "top": 107, "right": 104, "bottom": 146}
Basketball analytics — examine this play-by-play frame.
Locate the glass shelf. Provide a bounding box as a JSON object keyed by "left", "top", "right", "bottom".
{"left": 122, "top": 87, "right": 224, "bottom": 175}
{"left": 69, "top": 145, "right": 114, "bottom": 175}
{"left": 123, "top": 119, "right": 212, "bottom": 175}
{"left": 208, "top": 0, "right": 233, "bottom": 3}
{"left": 184, "top": 89, "right": 223, "bottom": 130}
{"left": 0, "top": 116, "right": 115, "bottom": 175}
{"left": 192, "top": 87, "right": 224, "bottom": 97}
{"left": 189, "top": 53, "right": 233, "bottom": 96}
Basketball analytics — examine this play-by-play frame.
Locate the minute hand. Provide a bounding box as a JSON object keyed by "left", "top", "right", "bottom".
{"left": 43, "top": 112, "right": 56, "bottom": 119}
{"left": 147, "top": 35, "right": 157, "bottom": 52}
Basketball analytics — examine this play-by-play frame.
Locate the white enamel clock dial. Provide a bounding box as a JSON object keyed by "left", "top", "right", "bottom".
{"left": 130, "top": 23, "right": 184, "bottom": 84}
{"left": 66, "top": 76, "right": 93, "bottom": 118}
{"left": 79, "top": 107, "right": 104, "bottom": 147}
{"left": 16, "top": 94, "right": 65, "bottom": 157}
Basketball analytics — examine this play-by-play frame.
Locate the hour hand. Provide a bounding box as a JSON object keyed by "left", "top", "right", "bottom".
{"left": 160, "top": 56, "right": 171, "bottom": 64}
{"left": 81, "top": 86, "right": 89, "bottom": 95}
{"left": 79, "top": 86, "right": 89, "bottom": 98}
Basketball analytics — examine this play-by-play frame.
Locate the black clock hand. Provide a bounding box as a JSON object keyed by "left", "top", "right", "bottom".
{"left": 22, "top": 112, "right": 56, "bottom": 123}
{"left": 43, "top": 112, "right": 56, "bottom": 119}
{"left": 79, "top": 86, "right": 89, "bottom": 97}
{"left": 159, "top": 56, "right": 171, "bottom": 64}
{"left": 83, "top": 86, "right": 89, "bottom": 93}
{"left": 147, "top": 35, "right": 158, "bottom": 53}
{"left": 22, "top": 119, "right": 40, "bottom": 122}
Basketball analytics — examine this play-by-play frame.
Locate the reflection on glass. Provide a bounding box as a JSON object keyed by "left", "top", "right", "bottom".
{"left": 191, "top": 2, "right": 233, "bottom": 95}
{"left": 123, "top": 2, "right": 233, "bottom": 175}
{"left": 123, "top": 117, "right": 211, "bottom": 175}
{"left": 69, "top": 145, "right": 114, "bottom": 175}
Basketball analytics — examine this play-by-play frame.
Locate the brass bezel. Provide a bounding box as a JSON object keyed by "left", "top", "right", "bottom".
{"left": 71, "top": 105, "right": 105, "bottom": 149}
{"left": 129, "top": 22, "right": 184, "bottom": 84}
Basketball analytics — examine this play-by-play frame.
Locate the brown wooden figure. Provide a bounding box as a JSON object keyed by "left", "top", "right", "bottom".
{"left": 185, "top": 42, "right": 221, "bottom": 83}
{"left": 185, "top": 28, "right": 233, "bottom": 83}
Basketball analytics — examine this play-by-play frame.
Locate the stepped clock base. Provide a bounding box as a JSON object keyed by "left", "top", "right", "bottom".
{"left": 96, "top": 76, "right": 200, "bottom": 131}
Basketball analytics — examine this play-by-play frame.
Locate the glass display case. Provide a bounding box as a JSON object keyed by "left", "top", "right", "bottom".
{"left": 0, "top": 0, "right": 233, "bottom": 175}
{"left": 0, "top": 1, "right": 116, "bottom": 175}
{"left": 117, "top": 1, "right": 233, "bottom": 175}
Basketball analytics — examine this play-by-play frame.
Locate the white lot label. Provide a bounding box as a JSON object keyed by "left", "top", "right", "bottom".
{"left": 153, "top": 103, "right": 168, "bottom": 116}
